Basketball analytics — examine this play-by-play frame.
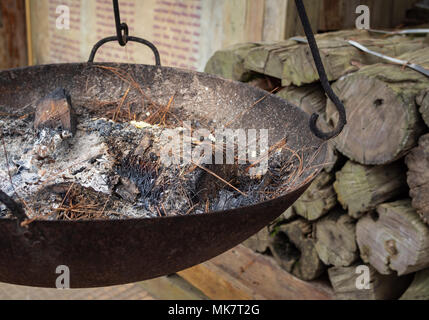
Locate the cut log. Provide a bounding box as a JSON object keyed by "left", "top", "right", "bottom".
{"left": 417, "top": 89, "right": 429, "bottom": 127}
{"left": 244, "top": 30, "right": 370, "bottom": 82}
{"left": 269, "top": 219, "right": 325, "bottom": 281}
{"left": 243, "top": 226, "right": 271, "bottom": 254}
{"left": 204, "top": 43, "right": 260, "bottom": 81}
{"left": 281, "top": 206, "right": 296, "bottom": 220}
{"left": 293, "top": 171, "right": 337, "bottom": 221}
{"left": 243, "top": 207, "right": 296, "bottom": 253}
{"left": 400, "top": 269, "right": 429, "bottom": 300}
{"left": 277, "top": 84, "right": 326, "bottom": 118}
{"left": 328, "top": 264, "right": 412, "bottom": 300}
{"left": 326, "top": 48, "right": 429, "bottom": 165}
{"left": 244, "top": 40, "right": 297, "bottom": 75}
{"left": 334, "top": 161, "right": 407, "bottom": 219}
{"left": 405, "top": 134, "right": 429, "bottom": 226}
{"left": 277, "top": 85, "right": 338, "bottom": 172}
{"left": 245, "top": 32, "right": 426, "bottom": 86}
{"left": 315, "top": 209, "right": 358, "bottom": 267}
{"left": 356, "top": 200, "right": 429, "bottom": 276}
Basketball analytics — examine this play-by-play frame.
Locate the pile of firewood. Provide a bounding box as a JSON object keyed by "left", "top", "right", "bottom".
{"left": 205, "top": 29, "right": 429, "bottom": 300}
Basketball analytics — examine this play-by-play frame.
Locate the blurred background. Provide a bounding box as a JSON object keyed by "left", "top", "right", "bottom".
{"left": 1, "top": 0, "right": 428, "bottom": 71}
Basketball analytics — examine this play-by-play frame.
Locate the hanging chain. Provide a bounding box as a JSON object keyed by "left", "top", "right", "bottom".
{"left": 113, "top": 0, "right": 129, "bottom": 46}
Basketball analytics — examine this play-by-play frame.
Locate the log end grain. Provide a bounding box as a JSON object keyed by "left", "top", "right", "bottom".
{"left": 329, "top": 264, "right": 412, "bottom": 300}
{"left": 270, "top": 220, "right": 325, "bottom": 281}
{"left": 204, "top": 43, "right": 258, "bottom": 81}
{"left": 334, "top": 161, "right": 407, "bottom": 219}
{"left": 356, "top": 200, "right": 429, "bottom": 276}
{"left": 326, "top": 66, "right": 427, "bottom": 165}
{"left": 293, "top": 171, "right": 337, "bottom": 221}
{"left": 315, "top": 209, "right": 358, "bottom": 267}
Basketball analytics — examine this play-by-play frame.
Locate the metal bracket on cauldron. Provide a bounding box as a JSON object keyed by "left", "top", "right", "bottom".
{"left": 88, "top": 0, "right": 161, "bottom": 66}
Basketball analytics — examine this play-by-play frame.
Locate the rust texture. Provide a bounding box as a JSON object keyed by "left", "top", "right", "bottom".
{"left": 0, "top": 63, "right": 326, "bottom": 288}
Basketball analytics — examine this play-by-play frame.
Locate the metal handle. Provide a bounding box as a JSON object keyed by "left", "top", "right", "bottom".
{"left": 295, "top": 0, "right": 347, "bottom": 140}
{"left": 88, "top": 35, "right": 161, "bottom": 65}
{"left": 88, "top": 0, "right": 161, "bottom": 65}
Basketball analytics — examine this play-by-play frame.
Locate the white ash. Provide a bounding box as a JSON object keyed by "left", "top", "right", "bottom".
{"left": 1, "top": 112, "right": 297, "bottom": 220}
{"left": 0, "top": 115, "right": 205, "bottom": 219}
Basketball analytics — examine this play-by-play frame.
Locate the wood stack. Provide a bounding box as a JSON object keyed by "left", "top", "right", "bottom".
{"left": 205, "top": 29, "right": 429, "bottom": 300}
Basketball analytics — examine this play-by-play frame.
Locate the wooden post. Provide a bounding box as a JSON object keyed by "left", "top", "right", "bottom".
{"left": 0, "top": 0, "right": 28, "bottom": 69}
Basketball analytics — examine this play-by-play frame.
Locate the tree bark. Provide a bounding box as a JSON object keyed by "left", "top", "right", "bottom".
{"left": 245, "top": 33, "right": 426, "bottom": 87}
{"left": 417, "top": 89, "right": 429, "bottom": 128}
{"left": 405, "top": 134, "right": 429, "bottom": 226}
{"left": 326, "top": 48, "right": 429, "bottom": 165}
{"left": 315, "top": 209, "right": 358, "bottom": 267}
{"left": 334, "top": 161, "right": 407, "bottom": 219}
{"left": 204, "top": 43, "right": 260, "bottom": 81}
{"left": 356, "top": 200, "right": 429, "bottom": 276}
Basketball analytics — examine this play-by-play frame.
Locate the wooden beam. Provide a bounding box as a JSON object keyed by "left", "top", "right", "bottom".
{"left": 245, "top": 0, "right": 265, "bottom": 42}
{"left": 0, "top": 0, "right": 28, "bottom": 69}
{"left": 25, "top": 0, "right": 32, "bottom": 66}
{"left": 178, "top": 245, "right": 334, "bottom": 300}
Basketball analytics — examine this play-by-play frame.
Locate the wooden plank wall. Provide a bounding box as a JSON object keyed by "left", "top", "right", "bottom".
{"left": 0, "top": 0, "right": 27, "bottom": 69}
{"left": 319, "top": 0, "right": 419, "bottom": 31}
{"left": 25, "top": 0, "right": 416, "bottom": 71}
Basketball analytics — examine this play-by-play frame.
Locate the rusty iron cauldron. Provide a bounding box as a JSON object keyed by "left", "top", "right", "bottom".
{"left": 0, "top": 0, "right": 346, "bottom": 288}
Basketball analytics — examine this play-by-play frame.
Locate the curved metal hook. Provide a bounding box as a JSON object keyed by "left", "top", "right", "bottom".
{"left": 113, "top": 0, "right": 129, "bottom": 46}
{"left": 88, "top": 36, "right": 162, "bottom": 66}
{"left": 295, "top": 0, "right": 347, "bottom": 140}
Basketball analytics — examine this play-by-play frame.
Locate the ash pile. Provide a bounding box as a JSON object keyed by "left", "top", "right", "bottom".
{"left": 0, "top": 88, "right": 301, "bottom": 221}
